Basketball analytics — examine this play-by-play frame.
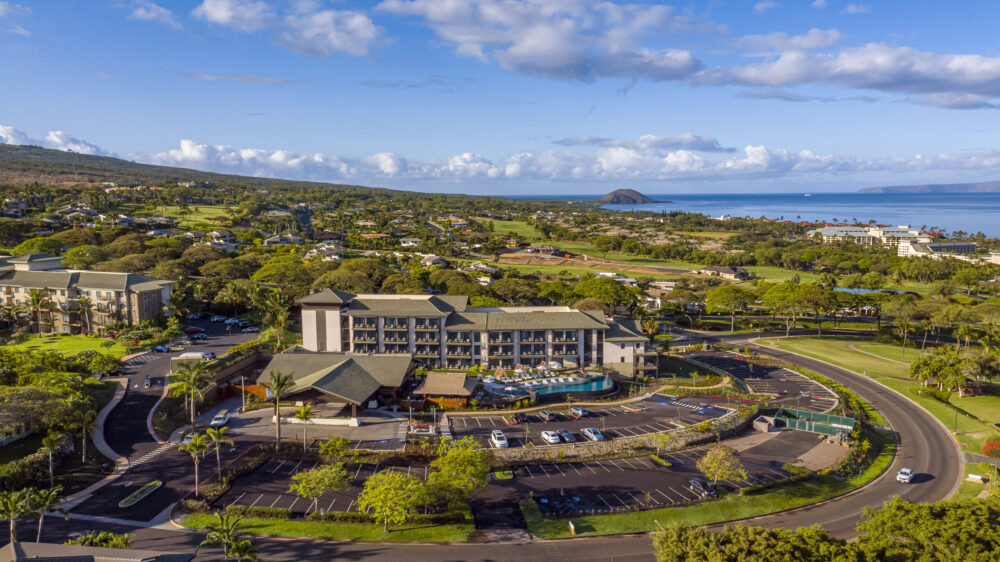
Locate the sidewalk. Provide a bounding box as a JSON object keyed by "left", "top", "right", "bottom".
{"left": 63, "top": 377, "right": 130, "bottom": 510}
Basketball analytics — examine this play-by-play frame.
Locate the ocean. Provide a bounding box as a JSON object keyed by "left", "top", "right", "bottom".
{"left": 526, "top": 192, "right": 1000, "bottom": 237}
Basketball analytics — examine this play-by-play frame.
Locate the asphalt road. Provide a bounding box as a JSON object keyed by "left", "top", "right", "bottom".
{"left": 23, "top": 330, "right": 962, "bottom": 561}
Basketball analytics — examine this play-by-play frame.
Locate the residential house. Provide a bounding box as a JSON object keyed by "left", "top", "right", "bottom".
{"left": 420, "top": 254, "right": 448, "bottom": 267}
{"left": 305, "top": 243, "right": 344, "bottom": 262}
{"left": 262, "top": 234, "right": 303, "bottom": 246}
{"left": 399, "top": 237, "right": 422, "bottom": 248}
{"left": 699, "top": 266, "right": 751, "bottom": 281}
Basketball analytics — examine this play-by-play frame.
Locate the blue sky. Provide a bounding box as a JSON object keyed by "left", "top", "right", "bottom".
{"left": 3, "top": 0, "right": 1000, "bottom": 195}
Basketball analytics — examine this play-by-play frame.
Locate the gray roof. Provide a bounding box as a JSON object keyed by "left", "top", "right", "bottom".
{"left": 8, "top": 253, "right": 62, "bottom": 264}
{"left": 347, "top": 296, "right": 452, "bottom": 318}
{"left": 605, "top": 318, "right": 646, "bottom": 342}
{"left": 0, "top": 541, "right": 193, "bottom": 562}
{"left": 444, "top": 312, "right": 489, "bottom": 331}
{"left": 257, "top": 352, "right": 414, "bottom": 404}
{"left": 413, "top": 372, "right": 477, "bottom": 396}
{"left": 0, "top": 271, "right": 173, "bottom": 292}
{"left": 484, "top": 311, "right": 607, "bottom": 331}
{"left": 298, "top": 289, "right": 355, "bottom": 305}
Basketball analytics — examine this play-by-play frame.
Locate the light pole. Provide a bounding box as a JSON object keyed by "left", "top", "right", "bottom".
{"left": 241, "top": 375, "right": 246, "bottom": 412}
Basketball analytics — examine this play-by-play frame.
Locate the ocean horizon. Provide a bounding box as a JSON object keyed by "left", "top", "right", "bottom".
{"left": 510, "top": 192, "right": 1000, "bottom": 237}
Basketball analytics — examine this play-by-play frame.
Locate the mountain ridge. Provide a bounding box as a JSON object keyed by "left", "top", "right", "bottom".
{"left": 859, "top": 180, "right": 1000, "bottom": 194}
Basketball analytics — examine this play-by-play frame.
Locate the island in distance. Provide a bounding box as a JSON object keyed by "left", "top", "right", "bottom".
{"left": 598, "top": 188, "right": 665, "bottom": 204}
{"left": 859, "top": 179, "right": 1000, "bottom": 194}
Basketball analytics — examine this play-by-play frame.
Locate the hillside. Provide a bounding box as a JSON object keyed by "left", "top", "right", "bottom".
{"left": 598, "top": 189, "right": 660, "bottom": 204}
{"left": 859, "top": 180, "right": 1000, "bottom": 194}
{"left": 0, "top": 144, "right": 392, "bottom": 193}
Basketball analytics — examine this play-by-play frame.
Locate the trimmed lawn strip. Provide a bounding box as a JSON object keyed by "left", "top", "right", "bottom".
{"left": 853, "top": 342, "right": 920, "bottom": 364}
{"left": 522, "top": 429, "right": 895, "bottom": 539}
{"left": 181, "top": 513, "right": 474, "bottom": 542}
{"left": 950, "top": 463, "right": 990, "bottom": 502}
{"left": 12, "top": 334, "right": 128, "bottom": 357}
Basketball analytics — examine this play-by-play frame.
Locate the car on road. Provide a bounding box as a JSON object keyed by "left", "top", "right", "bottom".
{"left": 540, "top": 430, "right": 561, "bottom": 444}
{"left": 538, "top": 410, "right": 557, "bottom": 421}
{"left": 209, "top": 410, "right": 231, "bottom": 428}
{"left": 143, "top": 376, "right": 151, "bottom": 389}
{"left": 150, "top": 345, "right": 169, "bottom": 353}
{"left": 689, "top": 478, "right": 716, "bottom": 498}
{"left": 210, "top": 315, "right": 227, "bottom": 323}
{"left": 570, "top": 406, "right": 589, "bottom": 419}
{"left": 581, "top": 427, "right": 604, "bottom": 441}
{"left": 556, "top": 429, "right": 576, "bottom": 443}
{"left": 190, "top": 333, "right": 208, "bottom": 340}
{"left": 490, "top": 430, "right": 508, "bottom": 448}
{"left": 176, "top": 339, "right": 193, "bottom": 346}
{"left": 184, "top": 326, "right": 205, "bottom": 335}
{"left": 186, "top": 313, "right": 206, "bottom": 320}
{"left": 241, "top": 326, "right": 259, "bottom": 333}
{"left": 897, "top": 468, "right": 914, "bottom": 483}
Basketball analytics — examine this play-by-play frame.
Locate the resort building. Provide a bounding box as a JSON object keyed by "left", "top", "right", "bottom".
{"left": 807, "top": 225, "right": 933, "bottom": 246}
{"left": 897, "top": 241, "right": 978, "bottom": 258}
{"left": 0, "top": 254, "right": 174, "bottom": 333}
{"left": 297, "top": 291, "right": 657, "bottom": 375}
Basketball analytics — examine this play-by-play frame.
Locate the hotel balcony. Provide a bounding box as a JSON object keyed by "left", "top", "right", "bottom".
{"left": 414, "top": 321, "right": 439, "bottom": 331}
{"left": 352, "top": 335, "right": 377, "bottom": 343}
{"left": 489, "top": 347, "right": 514, "bottom": 357}
{"left": 354, "top": 345, "right": 377, "bottom": 353}
{"left": 552, "top": 347, "right": 578, "bottom": 356}
{"left": 352, "top": 320, "right": 376, "bottom": 329}
{"left": 383, "top": 321, "right": 408, "bottom": 330}
{"left": 415, "top": 347, "right": 440, "bottom": 357}
{"left": 488, "top": 338, "right": 513, "bottom": 344}
{"left": 446, "top": 336, "right": 470, "bottom": 344}
{"left": 383, "top": 336, "right": 409, "bottom": 343}
{"left": 385, "top": 345, "right": 409, "bottom": 354}
{"left": 414, "top": 335, "right": 440, "bottom": 343}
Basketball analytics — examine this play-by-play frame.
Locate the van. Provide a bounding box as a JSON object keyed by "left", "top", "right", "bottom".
{"left": 177, "top": 351, "right": 215, "bottom": 361}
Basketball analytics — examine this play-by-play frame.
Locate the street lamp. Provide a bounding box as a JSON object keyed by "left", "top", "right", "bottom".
{"left": 241, "top": 375, "right": 246, "bottom": 412}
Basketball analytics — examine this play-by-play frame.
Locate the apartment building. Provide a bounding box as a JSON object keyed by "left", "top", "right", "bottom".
{"left": 0, "top": 253, "right": 174, "bottom": 333}
{"left": 807, "top": 225, "right": 932, "bottom": 246}
{"left": 897, "top": 241, "right": 978, "bottom": 258}
{"left": 298, "top": 291, "right": 657, "bottom": 375}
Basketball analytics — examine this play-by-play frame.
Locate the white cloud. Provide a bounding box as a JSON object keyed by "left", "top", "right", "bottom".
{"left": 128, "top": 1, "right": 181, "bottom": 30}
{"left": 811, "top": 0, "right": 827, "bottom": 7}
{"left": 0, "top": 2, "right": 29, "bottom": 17}
{"left": 0, "top": 125, "right": 108, "bottom": 156}
{"left": 279, "top": 7, "right": 382, "bottom": 57}
{"left": 182, "top": 72, "right": 294, "bottom": 85}
{"left": 752, "top": 2, "right": 779, "bottom": 15}
{"left": 4, "top": 23, "right": 28, "bottom": 35}
{"left": 553, "top": 133, "right": 734, "bottom": 153}
{"left": 191, "top": 0, "right": 274, "bottom": 32}
{"left": 376, "top": 0, "right": 702, "bottom": 82}
{"left": 843, "top": 3, "right": 870, "bottom": 15}
{"left": 737, "top": 28, "right": 842, "bottom": 52}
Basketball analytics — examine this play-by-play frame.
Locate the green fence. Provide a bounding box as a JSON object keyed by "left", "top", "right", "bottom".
{"left": 773, "top": 408, "right": 855, "bottom": 440}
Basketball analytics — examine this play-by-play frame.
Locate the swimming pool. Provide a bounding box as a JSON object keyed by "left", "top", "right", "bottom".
{"left": 526, "top": 375, "right": 614, "bottom": 395}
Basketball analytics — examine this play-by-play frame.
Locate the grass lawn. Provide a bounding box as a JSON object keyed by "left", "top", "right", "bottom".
{"left": 522, "top": 429, "right": 895, "bottom": 538}
{"left": 492, "top": 262, "right": 680, "bottom": 280}
{"left": 12, "top": 334, "right": 128, "bottom": 357}
{"left": 950, "top": 463, "right": 990, "bottom": 501}
{"left": 674, "top": 231, "right": 735, "bottom": 240}
{"left": 853, "top": 342, "right": 921, "bottom": 364}
{"left": 181, "top": 513, "right": 474, "bottom": 542}
{"left": 659, "top": 356, "right": 709, "bottom": 381}
{"left": 162, "top": 205, "right": 230, "bottom": 229}
{"left": 489, "top": 220, "right": 545, "bottom": 241}
{"left": 743, "top": 266, "right": 820, "bottom": 284}
{"left": 759, "top": 336, "right": 1000, "bottom": 452}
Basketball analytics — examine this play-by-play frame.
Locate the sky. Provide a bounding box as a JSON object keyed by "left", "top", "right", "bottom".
{"left": 3, "top": 0, "right": 1000, "bottom": 195}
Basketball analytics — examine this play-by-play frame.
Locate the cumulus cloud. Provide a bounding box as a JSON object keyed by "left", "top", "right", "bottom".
{"left": 0, "top": 125, "right": 109, "bottom": 156}
{"left": 736, "top": 28, "right": 842, "bottom": 53}
{"left": 0, "top": 2, "right": 29, "bottom": 17}
{"left": 128, "top": 1, "right": 180, "bottom": 29}
{"left": 182, "top": 72, "right": 294, "bottom": 85}
{"left": 811, "top": 0, "right": 827, "bottom": 7}
{"left": 278, "top": 6, "right": 383, "bottom": 57}
{"left": 552, "top": 134, "right": 734, "bottom": 153}
{"left": 376, "top": 0, "right": 702, "bottom": 82}
{"left": 191, "top": 0, "right": 274, "bottom": 32}
{"left": 843, "top": 3, "right": 870, "bottom": 15}
{"left": 752, "top": 2, "right": 779, "bottom": 15}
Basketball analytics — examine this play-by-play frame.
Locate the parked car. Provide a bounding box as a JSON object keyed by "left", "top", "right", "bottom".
{"left": 176, "top": 339, "right": 193, "bottom": 346}
{"left": 241, "top": 326, "right": 259, "bottom": 333}
{"left": 237, "top": 319, "right": 251, "bottom": 327}
{"left": 512, "top": 412, "right": 528, "bottom": 424}
{"left": 210, "top": 315, "right": 227, "bottom": 323}
{"left": 143, "top": 375, "right": 151, "bottom": 389}
{"left": 224, "top": 318, "right": 242, "bottom": 325}
{"left": 570, "top": 406, "right": 589, "bottom": 419}
{"left": 180, "top": 432, "right": 199, "bottom": 446}
{"left": 150, "top": 345, "right": 169, "bottom": 353}
{"left": 184, "top": 327, "right": 205, "bottom": 335}
{"left": 689, "top": 478, "right": 716, "bottom": 498}
{"left": 582, "top": 427, "right": 604, "bottom": 441}
{"left": 538, "top": 410, "right": 557, "bottom": 421}
{"left": 190, "top": 333, "right": 208, "bottom": 340}
{"left": 186, "top": 313, "right": 205, "bottom": 320}
{"left": 897, "top": 468, "right": 914, "bottom": 483}
{"left": 540, "top": 430, "right": 560, "bottom": 444}
{"left": 490, "top": 430, "right": 508, "bottom": 448}
{"left": 556, "top": 429, "right": 576, "bottom": 443}
{"left": 209, "top": 410, "right": 231, "bottom": 428}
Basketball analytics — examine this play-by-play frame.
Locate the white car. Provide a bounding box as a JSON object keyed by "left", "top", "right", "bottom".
{"left": 209, "top": 411, "right": 230, "bottom": 428}
{"left": 225, "top": 318, "right": 242, "bottom": 325}
{"left": 582, "top": 427, "right": 604, "bottom": 441}
{"left": 897, "top": 467, "right": 914, "bottom": 483}
{"left": 540, "top": 430, "right": 560, "bottom": 445}
{"left": 241, "top": 326, "right": 259, "bottom": 333}
{"left": 490, "top": 430, "right": 508, "bottom": 448}
{"left": 180, "top": 432, "right": 199, "bottom": 445}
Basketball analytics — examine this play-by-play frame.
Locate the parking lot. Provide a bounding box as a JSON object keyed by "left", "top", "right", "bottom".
{"left": 691, "top": 351, "right": 839, "bottom": 413}
{"left": 214, "top": 458, "right": 432, "bottom": 515}
{"left": 450, "top": 396, "right": 733, "bottom": 448}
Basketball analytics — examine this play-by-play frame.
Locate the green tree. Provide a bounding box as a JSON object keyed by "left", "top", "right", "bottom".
{"left": 652, "top": 523, "right": 858, "bottom": 562}
{"left": 288, "top": 464, "right": 350, "bottom": 512}
{"left": 206, "top": 426, "right": 233, "bottom": 480}
{"left": 40, "top": 431, "right": 63, "bottom": 489}
{"left": 357, "top": 469, "right": 427, "bottom": 532}
{"left": 292, "top": 404, "right": 313, "bottom": 452}
{"left": 69, "top": 408, "right": 97, "bottom": 464}
{"left": 198, "top": 512, "right": 258, "bottom": 561}
{"left": 75, "top": 296, "right": 93, "bottom": 334}
{"left": 695, "top": 443, "right": 747, "bottom": 487}
{"left": 0, "top": 488, "right": 30, "bottom": 540}
{"left": 265, "top": 370, "right": 295, "bottom": 448}
{"left": 762, "top": 283, "right": 805, "bottom": 338}
{"left": 64, "top": 531, "right": 134, "bottom": 548}
{"left": 705, "top": 285, "right": 753, "bottom": 332}
{"left": 427, "top": 436, "right": 489, "bottom": 509}
{"left": 26, "top": 288, "right": 50, "bottom": 336}
{"left": 27, "top": 486, "right": 67, "bottom": 543}
{"left": 169, "top": 361, "right": 211, "bottom": 427}
{"left": 318, "top": 436, "right": 351, "bottom": 464}
{"left": 179, "top": 434, "right": 211, "bottom": 497}
{"left": 641, "top": 318, "right": 660, "bottom": 345}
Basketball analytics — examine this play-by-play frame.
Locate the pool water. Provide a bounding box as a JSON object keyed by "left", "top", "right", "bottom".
{"left": 527, "top": 375, "right": 614, "bottom": 395}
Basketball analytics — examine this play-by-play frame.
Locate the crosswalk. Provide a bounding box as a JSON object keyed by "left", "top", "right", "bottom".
{"left": 130, "top": 444, "right": 171, "bottom": 467}
{"left": 124, "top": 354, "right": 156, "bottom": 367}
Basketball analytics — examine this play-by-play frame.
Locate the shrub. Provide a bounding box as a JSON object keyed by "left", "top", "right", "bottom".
{"left": 649, "top": 454, "right": 672, "bottom": 468}
{"left": 983, "top": 437, "right": 1000, "bottom": 459}
{"left": 225, "top": 505, "right": 291, "bottom": 519}
{"left": 181, "top": 499, "right": 210, "bottom": 513}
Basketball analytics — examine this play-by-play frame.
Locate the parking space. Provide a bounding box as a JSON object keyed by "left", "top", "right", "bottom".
{"left": 214, "top": 459, "right": 432, "bottom": 515}
{"left": 451, "top": 396, "right": 732, "bottom": 449}
{"left": 692, "top": 351, "right": 839, "bottom": 413}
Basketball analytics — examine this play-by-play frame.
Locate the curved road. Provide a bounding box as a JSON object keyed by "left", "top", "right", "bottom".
{"left": 27, "top": 332, "right": 962, "bottom": 561}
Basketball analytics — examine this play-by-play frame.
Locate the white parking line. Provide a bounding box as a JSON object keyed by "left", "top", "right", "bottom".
{"left": 597, "top": 494, "right": 614, "bottom": 509}
{"left": 655, "top": 488, "right": 672, "bottom": 503}
{"left": 269, "top": 460, "right": 286, "bottom": 474}
{"left": 326, "top": 498, "right": 336, "bottom": 511}
{"left": 612, "top": 493, "right": 628, "bottom": 507}
{"left": 289, "top": 497, "right": 300, "bottom": 511}
{"left": 231, "top": 492, "right": 246, "bottom": 505}
{"left": 568, "top": 463, "right": 582, "bottom": 475}
{"left": 354, "top": 464, "right": 365, "bottom": 479}
{"left": 606, "top": 459, "right": 626, "bottom": 471}
{"left": 288, "top": 460, "right": 303, "bottom": 474}
{"left": 270, "top": 495, "right": 282, "bottom": 507}
{"left": 667, "top": 487, "right": 688, "bottom": 501}
{"left": 474, "top": 418, "right": 482, "bottom": 427}
{"left": 551, "top": 464, "right": 565, "bottom": 476}
{"left": 353, "top": 439, "right": 363, "bottom": 450}
{"left": 594, "top": 461, "right": 612, "bottom": 473}
{"left": 584, "top": 462, "right": 598, "bottom": 474}
{"left": 538, "top": 464, "right": 550, "bottom": 476}
{"left": 619, "top": 458, "right": 639, "bottom": 470}
{"left": 524, "top": 465, "right": 534, "bottom": 477}
{"left": 346, "top": 499, "right": 355, "bottom": 512}
{"left": 249, "top": 494, "right": 263, "bottom": 507}
{"left": 489, "top": 417, "right": 497, "bottom": 427}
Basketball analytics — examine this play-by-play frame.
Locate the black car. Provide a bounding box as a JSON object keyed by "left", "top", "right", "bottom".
{"left": 190, "top": 333, "right": 208, "bottom": 340}
{"left": 689, "top": 478, "right": 716, "bottom": 498}
{"left": 512, "top": 412, "right": 528, "bottom": 424}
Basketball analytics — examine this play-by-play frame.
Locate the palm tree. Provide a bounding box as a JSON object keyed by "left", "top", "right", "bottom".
{"left": 197, "top": 512, "right": 258, "bottom": 561}
{"left": 293, "top": 404, "right": 313, "bottom": 452}
{"left": 26, "top": 289, "right": 50, "bottom": 337}
{"left": 27, "top": 486, "right": 67, "bottom": 543}
{"left": 179, "top": 434, "right": 211, "bottom": 497}
{"left": 75, "top": 296, "right": 93, "bottom": 334}
{"left": 266, "top": 370, "right": 295, "bottom": 449}
{"left": 0, "top": 489, "right": 30, "bottom": 541}
{"left": 895, "top": 316, "right": 912, "bottom": 359}
{"left": 41, "top": 431, "right": 63, "bottom": 488}
{"left": 169, "top": 362, "right": 212, "bottom": 427}
{"left": 641, "top": 318, "right": 660, "bottom": 346}
{"left": 917, "top": 319, "right": 933, "bottom": 351}
{"left": 70, "top": 409, "right": 97, "bottom": 463}
{"left": 216, "top": 282, "right": 243, "bottom": 317}
{"left": 206, "top": 426, "right": 233, "bottom": 480}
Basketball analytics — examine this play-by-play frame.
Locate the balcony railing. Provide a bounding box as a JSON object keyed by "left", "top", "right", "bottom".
{"left": 414, "top": 322, "right": 439, "bottom": 330}
{"left": 383, "top": 324, "right": 408, "bottom": 331}
{"left": 488, "top": 338, "right": 512, "bottom": 344}
{"left": 490, "top": 348, "right": 513, "bottom": 357}
{"left": 353, "top": 335, "right": 376, "bottom": 343}
{"left": 446, "top": 337, "right": 470, "bottom": 343}
{"left": 352, "top": 321, "right": 376, "bottom": 328}
{"left": 384, "top": 336, "right": 409, "bottom": 343}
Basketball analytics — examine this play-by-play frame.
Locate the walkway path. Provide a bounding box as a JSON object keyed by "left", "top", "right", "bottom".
{"left": 63, "top": 378, "right": 130, "bottom": 511}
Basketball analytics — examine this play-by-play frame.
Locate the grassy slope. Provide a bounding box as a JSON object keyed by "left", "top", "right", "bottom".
{"left": 760, "top": 336, "right": 1000, "bottom": 452}
{"left": 163, "top": 205, "right": 229, "bottom": 229}
{"left": 181, "top": 513, "right": 473, "bottom": 542}
{"left": 490, "top": 220, "right": 545, "bottom": 241}
{"left": 950, "top": 463, "right": 989, "bottom": 501}
{"left": 853, "top": 341, "right": 921, "bottom": 363}
{"left": 13, "top": 334, "right": 128, "bottom": 357}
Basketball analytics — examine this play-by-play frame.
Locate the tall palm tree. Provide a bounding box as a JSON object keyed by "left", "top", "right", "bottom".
{"left": 169, "top": 362, "right": 212, "bottom": 427}
{"left": 641, "top": 318, "right": 660, "bottom": 346}
{"left": 917, "top": 319, "right": 933, "bottom": 351}
{"left": 206, "top": 426, "right": 233, "bottom": 480}
{"left": 27, "top": 486, "right": 67, "bottom": 543}
{"left": 26, "top": 289, "right": 50, "bottom": 337}
{"left": 0, "top": 489, "right": 30, "bottom": 541}
{"left": 266, "top": 370, "right": 295, "bottom": 449}
{"left": 70, "top": 409, "right": 97, "bottom": 463}
{"left": 75, "top": 296, "right": 93, "bottom": 334}
{"left": 197, "top": 512, "right": 257, "bottom": 561}
{"left": 179, "top": 434, "right": 211, "bottom": 497}
{"left": 216, "top": 282, "right": 243, "bottom": 317}
{"left": 292, "top": 404, "right": 312, "bottom": 452}
{"left": 41, "top": 431, "right": 63, "bottom": 489}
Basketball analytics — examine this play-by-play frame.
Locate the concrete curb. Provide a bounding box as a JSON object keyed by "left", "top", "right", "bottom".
{"left": 148, "top": 380, "right": 171, "bottom": 444}
{"left": 63, "top": 378, "right": 130, "bottom": 509}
